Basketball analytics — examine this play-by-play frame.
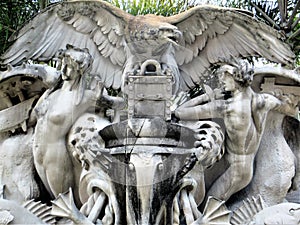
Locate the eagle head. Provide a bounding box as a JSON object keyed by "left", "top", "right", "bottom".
{"left": 127, "top": 14, "right": 182, "bottom": 50}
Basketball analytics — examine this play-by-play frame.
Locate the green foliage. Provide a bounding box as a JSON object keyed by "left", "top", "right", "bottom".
{"left": 218, "top": 0, "right": 300, "bottom": 66}
{"left": 0, "top": 0, "right": 39, "bottom": 55}
{"left": 106, "top": 0, "right": 196, "bottom": 16}
{"left": 218, "top": 0, "right": 248, "bottom": 8}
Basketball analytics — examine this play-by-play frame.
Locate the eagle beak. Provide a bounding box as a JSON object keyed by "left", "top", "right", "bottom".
{"left": 167, "top": 31, "right": 182, "bottom": 46}
{"left": 172, "top": 30, "right": 183, "bottom": 45}
{"left": 158, "top": 25, "right": 182, "bottom": 46}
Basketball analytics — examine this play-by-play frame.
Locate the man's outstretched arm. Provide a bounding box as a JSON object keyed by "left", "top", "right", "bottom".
{"left": 175, "top": 99, "right": 226, "bottom": 120}
{"left": 263, "top": 93, "right": 299, "bottom": 117}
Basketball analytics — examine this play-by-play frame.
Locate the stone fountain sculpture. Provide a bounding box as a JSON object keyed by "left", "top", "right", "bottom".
{"left": 0, "top": 1, "right": 299, "bottom": 224}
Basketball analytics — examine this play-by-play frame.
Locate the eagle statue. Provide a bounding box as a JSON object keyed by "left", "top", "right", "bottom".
{"left": 0, "top": 0, "right": 295, "bottom": 92}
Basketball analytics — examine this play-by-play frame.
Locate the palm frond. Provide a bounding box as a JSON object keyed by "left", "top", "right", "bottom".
{"left": 247, "top": 0, "right": 300, "bottom": 59}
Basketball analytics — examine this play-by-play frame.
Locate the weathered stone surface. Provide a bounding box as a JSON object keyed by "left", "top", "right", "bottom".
{"left": 0, "top": 129, "right": 39, "bottom": 203}
{"left": 0, "top": 199, "right": 47, "bottom": 224}
{"left": 230, "top": 112, "right": 296, "bottom": 208}
{"left": 0, "top": 1, "right": 299, "bottom": 224}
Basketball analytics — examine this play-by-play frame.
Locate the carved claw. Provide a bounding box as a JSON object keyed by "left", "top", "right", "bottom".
{"left": 51, "top": 188, "right": 94, "bottom": 225}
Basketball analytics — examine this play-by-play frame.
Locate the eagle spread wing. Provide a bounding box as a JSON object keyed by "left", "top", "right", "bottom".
{"left": 165, "top": 6, "right": 295, "bottom": 90}
{"left": 1, "top": 1, "right": 131, "bottom": 89}
{"left": 1, "top": 1, "right": 295, "bottom": 91}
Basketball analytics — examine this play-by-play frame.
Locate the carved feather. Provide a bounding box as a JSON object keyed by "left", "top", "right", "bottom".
{"left": 167, "top": 6, "right": 295, "bottom": 89}
{"left": 0, "top": 1, "right": 295, "bottom": 91}
{"left": 1, "top": 1, "right": 126, "bottom": 89}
